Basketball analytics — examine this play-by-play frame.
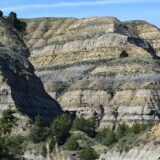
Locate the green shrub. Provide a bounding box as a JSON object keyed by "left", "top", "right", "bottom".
{"left": 116, "top": 134, "right": 139, "bottom": 151}
{"left": 96, "top": 128, "right": 117, "bottom": 146}
{"left": 3, "top": 136, "right": 25, "bottom": 155}
{"left": 140, "top": 122, "right": 153, "bottom": 131}
{"left": 96, "top": 122, "right": 154, "bottom": 150}
{"left": 115, "top": 123, "right": 129, "bottom": 140}
{"left": 29, "top": 115, "right": 49, "bottom": 143}
{"left": 130, "top": 122, "right": 153, "bottom": 134}
{"left": 72, "top": 117, "right": 96, "bottom": 137}
{"left": 0, "top": 137, "right": 8, "bottom": 158}
{"left": 80, "top": 145, "right": 99, "bottom": 160}
{"left": 0, "top": 137, "right": 18, "bottom": 159}
{"left": 41, "top": 145, "right": 47, "bottom": 157}
{"left": 130, "top": 123, "right": 141, "bottom": 134}
{"left": 0, "top": 109, "right": 18, "bottom": 135}
{"left": 51, "top": 114, "right": 72, "bottom": 145}
{"left": 65, "top": 135, "right": 79, "bottom": 151}
{"left": 120, "top": 51, "right": 129, "bottom": 58}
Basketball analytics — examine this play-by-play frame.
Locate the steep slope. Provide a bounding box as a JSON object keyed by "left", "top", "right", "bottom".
{"left": 124, "top": 20, "right": 160, "bottom": 55}
{"left": 22, "top": 17, "right": 160, "bottom": 129}
{"left": 24, "top": 17, "right": 155, "bottom": 70}
{"left": 0, "top": 17, "right": 29, "bottom": 57}
{"left": 0, "top": 47, "right": 62, "bottom": 133}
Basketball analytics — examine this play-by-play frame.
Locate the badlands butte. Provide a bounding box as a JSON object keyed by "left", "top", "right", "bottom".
{"left": 23, "top": 16, "right": 160, "bottom": 128}
{"left": 0, "top": 13, "right": 160, "bottom": 159}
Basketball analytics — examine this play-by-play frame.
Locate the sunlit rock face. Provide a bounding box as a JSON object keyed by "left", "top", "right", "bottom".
{"left": 124, "top": 20, "right": 160, "bottom": 55}
{"left": 22, "top": 16, "right": 160, "bottom": 128}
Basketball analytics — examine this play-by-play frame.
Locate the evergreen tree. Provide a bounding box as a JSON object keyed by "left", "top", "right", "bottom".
{"left": 51, "top": 114, "right": 72, "bottom": 145}
{"left": 29, "top": 115, "right": 49, "bottom": 143}
{"left": 80, "top": 145, "right": 99, "bottom": 160}
{"left": 0, "top": 109, "right": 18, "bottom": 135}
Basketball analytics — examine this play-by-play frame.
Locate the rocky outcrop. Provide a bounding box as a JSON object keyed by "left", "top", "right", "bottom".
{"left": 23, "top": 17, "right": 155, "bottom": 70}
{"left": 0, "top": 17, "right": 29, "bottom": 57}
{"left": 100, "top": 142, "right": 160, "bottom": 160}
{"left": 0, "top": 13, "right": 160, "bottom": 159}
{"left": 124, "top": 20, "right": 160, "bottom": 55}
{"left": 99, "top": 124, "right": 160, "bottom": 160}
{"left": 21, "top": 17, "right": 160, "bottom": 129}
{"left": 0, "top": 47, "right": 62, "bottom": 133}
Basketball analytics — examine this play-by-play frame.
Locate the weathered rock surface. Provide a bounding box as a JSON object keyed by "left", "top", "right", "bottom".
{"left": 125, "top": 20, "right": 160, "bottom": 55}
{"left": 99, "top": 142, "right": 160, "bottom": 160}
{"left": 0, "top": 47, "right": 62, "bottom": 134}
{"left": 0, "top": 15, "right": 156, "bottom": 159}
{"left": 23, "top": 17, "right": 155, "bottom": 70}
{"left": 0, "top": 14, "right": 160, "bottom": 159}
{"left": 0, "top": 17, "right": 29, "bottom": 57}
{"left": 22, "top": 17, "right": 160, "bottom": 129}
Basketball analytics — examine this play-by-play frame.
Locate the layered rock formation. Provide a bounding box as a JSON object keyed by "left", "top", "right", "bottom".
{"left": 100, "top": 123, "right": 160, "bottom": 160}
{"left": 125, "top": 20, "right": 160, "bottom": 55}
{"left": 22, "top": 17, "right": 160, "bottom": 129}
{"left": 0, "top": 13, "right": 160, "bottom": 159}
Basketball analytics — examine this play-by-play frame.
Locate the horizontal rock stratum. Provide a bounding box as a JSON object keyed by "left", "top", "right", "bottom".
{"left": 21, "top": 16, "right": 160, "bottom": 129}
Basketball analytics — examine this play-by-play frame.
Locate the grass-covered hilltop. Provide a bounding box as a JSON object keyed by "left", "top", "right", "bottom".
{"left": 0, "top": 10, "right": 160, "bottom": 159}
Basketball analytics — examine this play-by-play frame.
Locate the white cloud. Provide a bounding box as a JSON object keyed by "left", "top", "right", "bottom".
{"left": 1, "top": 0, "right": 159, "bottom": 11}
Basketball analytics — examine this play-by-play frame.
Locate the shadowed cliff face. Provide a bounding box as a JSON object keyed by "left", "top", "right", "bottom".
{"left": 0, "top": 47, "right": 62, "bottom": 125}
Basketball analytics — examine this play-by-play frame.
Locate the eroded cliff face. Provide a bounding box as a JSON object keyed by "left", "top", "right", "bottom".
{"left": 24, "top": 17, "right": 155, "bottom": 70}
{"left": 0, "top": 47, "right": 62, "bottom": 134}
{"left": 22, "top": 17, "right": 160, "bottom": 129}
{"left": 124, "top": 20, "right": 160, "bottom": 55}
{"left": 0, "top": 17, "right": 29, "bottom": 57}
{"left": 100, "top": 123, "right": 160, "bottom": 160}
{"left": 0, "top": 15, "right": 160, "bottom": 159}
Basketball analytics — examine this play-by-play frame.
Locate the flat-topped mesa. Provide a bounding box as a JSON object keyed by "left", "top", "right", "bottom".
{"left": 0, "top": 47, "right": 62, "bottom": 133}
{"left": 66, "top": 17, "right": 134, "bottom": 37}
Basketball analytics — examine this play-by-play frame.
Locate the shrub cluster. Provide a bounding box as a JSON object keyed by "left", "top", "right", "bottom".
{"left": 96, "top": 122, "right": 153, "bottom": 147}
{"left": 80, "top": 145, "right": 99, "bottom": 160}
{"left": 50, "top": 114, "right": 72, "bottom": 145}
{"left": 65, "top": 135, "right": 79, "bottom": 151}
{"left": 0, "top": 135, "right": 25, "bottom": 159}
{"left": 96, "top": 128, "right": 116, "bottom": 146}
{"left": 72, "top": 117, "right": 96, "bottom": 137}
{"left": 0, "top": 109, "right": 18, "bottom": 135}
{"left": 29, "top": 115, "right": 49, "bottom": 143}
{"left": 120, "top": 51, "right": 129, "bottom": 58}
{"left": 29, "top": 114, "right": 72, "bottom": 145}
{"left": 0, "top": 110, "right": 154, "bottom": 159}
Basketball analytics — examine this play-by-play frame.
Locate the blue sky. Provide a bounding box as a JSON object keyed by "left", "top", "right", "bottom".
{"left": 0, "top": 0, "right": 160, "bottom": 27}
